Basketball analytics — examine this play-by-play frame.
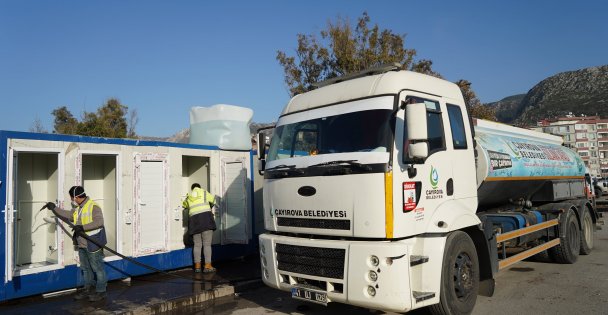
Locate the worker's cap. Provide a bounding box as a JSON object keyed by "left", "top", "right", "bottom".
{"left": 69, "top": 186, "right": 86, "bottom": 198}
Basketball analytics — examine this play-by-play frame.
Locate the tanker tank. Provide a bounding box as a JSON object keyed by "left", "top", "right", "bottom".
{"left": 473, "top": 119, "right": 586, "bottom": 207}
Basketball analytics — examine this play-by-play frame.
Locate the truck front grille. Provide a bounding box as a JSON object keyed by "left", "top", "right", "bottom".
{"left": 277, "top": 217, "right": 350, "bottom": 230}
{"left": 275, "top": 244, "right": 346, "bottom": 279}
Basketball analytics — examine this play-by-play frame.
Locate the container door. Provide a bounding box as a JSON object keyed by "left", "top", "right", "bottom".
{"left": 135, "top": 159, "right": 168, "bottom": 255}
{"left": 220, "top": 159, "right": 249, "bottom": 244}
{"left": 4, "top": 148, "right": 16, "bottom": 283}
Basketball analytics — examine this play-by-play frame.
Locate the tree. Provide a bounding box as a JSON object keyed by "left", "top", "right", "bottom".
{"left": 277, "top": 12, "right": 437, "bottom": 97}
{"left": 52, "top": 106, "right": 79, "bottom": 134}
{"left": 51, "top": 98, "right": 134, "bottom": 138}
{"left": 277, "top": 12, "right": 495, "bottom": 120}
{"left": 455, "top": 80, "right": 497, "bottom": 121}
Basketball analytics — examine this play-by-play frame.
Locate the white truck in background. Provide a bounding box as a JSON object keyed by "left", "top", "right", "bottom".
{"left": 256, "top": 64, "right": 599, "bottom": 315}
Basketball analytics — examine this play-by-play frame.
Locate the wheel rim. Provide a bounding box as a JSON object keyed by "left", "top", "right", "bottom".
{"left": 453, "top": 252, "right": 474, "bottom": 299}
{"left": 583, "top": 213, "right": 594, "bottom": 248}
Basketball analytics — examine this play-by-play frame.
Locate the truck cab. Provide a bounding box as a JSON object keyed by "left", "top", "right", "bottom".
{"left": 258, "top": 65, "right": 482, "bottom": 313}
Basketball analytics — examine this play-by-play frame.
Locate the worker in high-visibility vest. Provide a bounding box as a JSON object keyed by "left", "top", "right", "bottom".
{"left": 183, "top": 183, "right": 217, "bottom": 273}
{"left": 45, "top": 186, "right": 108, "bottom": 302}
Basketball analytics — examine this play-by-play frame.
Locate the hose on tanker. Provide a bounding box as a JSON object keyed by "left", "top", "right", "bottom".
{"left": 39, "top": 204, "right": 259, "bottom": 286}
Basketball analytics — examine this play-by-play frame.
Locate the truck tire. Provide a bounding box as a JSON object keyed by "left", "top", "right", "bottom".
{"left": 429, "top": 231, "right": 479, "bottom": 315}
{"left": 548, "top": 208, "right": 580, "bottom": 264}
{"left": 579, "top": 207, "right": 594, "bottom": 255}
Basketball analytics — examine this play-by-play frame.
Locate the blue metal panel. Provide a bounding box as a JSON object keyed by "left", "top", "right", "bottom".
{"left": 531, "top": 210, "right": 543, "bottom": 224}
{"left": 484, "top": 213, "right": 526, "bottom": 233}
{"left": 0, "top": 130, "right": 220, "bottom": 151}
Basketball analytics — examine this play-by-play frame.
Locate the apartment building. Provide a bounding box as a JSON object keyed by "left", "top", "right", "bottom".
{"left": 533, "top": 115, "right": 608, "bottom": 178}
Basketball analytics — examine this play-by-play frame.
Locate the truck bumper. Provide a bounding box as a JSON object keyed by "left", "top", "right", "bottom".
{"left": 259, "top": 233, "right": 413, "bottom": 312}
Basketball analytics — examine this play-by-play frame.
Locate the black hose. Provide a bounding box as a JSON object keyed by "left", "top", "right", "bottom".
{"left": 41, "top": 205, "right": 258, "bottom": 285}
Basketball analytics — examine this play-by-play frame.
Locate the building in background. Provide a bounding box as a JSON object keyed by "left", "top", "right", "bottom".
{"left": 532, "top": 115, "right": 608, "bottom": 178}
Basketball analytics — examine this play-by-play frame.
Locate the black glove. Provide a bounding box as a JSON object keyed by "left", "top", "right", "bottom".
{"left": 44, "top": 202, "right": 56, "bottom": 211}
{"left": 72, "top": 225, "right": 85, "bottom": 237}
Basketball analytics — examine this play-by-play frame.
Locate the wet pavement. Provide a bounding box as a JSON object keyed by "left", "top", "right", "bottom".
{"left": 0, "top": 255, "right": 262, "bottom": 315}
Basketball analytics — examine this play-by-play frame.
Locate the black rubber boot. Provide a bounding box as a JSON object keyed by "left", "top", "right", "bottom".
{"left": 73, "top": 287, "right": 92, "bottom": 300}
{"left": 88, "top": 291, "right": 107, "bottom": 302}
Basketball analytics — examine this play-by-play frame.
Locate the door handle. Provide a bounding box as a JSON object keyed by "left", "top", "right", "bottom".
{"left": 139, "top": 203, "right": 147, "bottom": 206}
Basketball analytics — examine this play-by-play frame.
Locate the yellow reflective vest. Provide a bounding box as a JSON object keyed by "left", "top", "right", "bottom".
{"left": 72, "top": 199, "right": 102, "bottom": 236}
{"left": 183, "top": 187, "right": 215, "bottom": 216}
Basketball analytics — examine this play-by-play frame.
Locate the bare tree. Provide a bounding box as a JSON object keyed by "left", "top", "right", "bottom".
{"left": 29, "top": 116, "right": 48, "bottom": 133}
{"left": 127, "top": 108, "right": 139, "bottom": 138}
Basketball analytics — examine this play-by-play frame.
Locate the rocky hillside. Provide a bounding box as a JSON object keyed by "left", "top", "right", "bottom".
{"left": 489, "top": 65, "right": 608, "bottom": 125}
{"left": 486, "top": 94, "right": 526, "bottom": 122}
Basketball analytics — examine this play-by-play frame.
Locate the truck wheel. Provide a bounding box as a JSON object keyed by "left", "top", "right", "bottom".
{"left": 579, "top": 207, "right": 594, "bottom": 255}
{"left": 430, "top": 231, "right": 479, "bottom": 315}
{"left": 548, "top": 208, "right": 580, "bottom": 264}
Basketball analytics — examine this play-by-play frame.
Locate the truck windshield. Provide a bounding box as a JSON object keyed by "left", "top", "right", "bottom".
{"left": 267, "top": 109, "right": 393, "bottom": 162}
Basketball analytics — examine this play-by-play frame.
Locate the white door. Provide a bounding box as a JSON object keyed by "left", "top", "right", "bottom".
{"left": 4, "top": 148, "right": 16, "bottom": 283}
{"left": 221, "top": 160, "right": 249, "bottom": 244}
{"left": 136, "top": 160, "right": 167, "bottom": 254}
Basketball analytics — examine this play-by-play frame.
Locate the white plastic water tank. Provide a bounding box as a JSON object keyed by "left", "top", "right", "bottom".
{"left": 189, "top": 104, "right": 253, "bottom": 150}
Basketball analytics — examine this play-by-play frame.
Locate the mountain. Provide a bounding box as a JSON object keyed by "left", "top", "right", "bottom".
{"left": 486, "top": 94, "right": 526, "bottom": 122}
{"left": 488, "top": 65, "right": 608, "bottom": 125}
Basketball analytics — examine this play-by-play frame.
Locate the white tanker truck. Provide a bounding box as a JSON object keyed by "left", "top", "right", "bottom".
{"left": 256, "top": 64, "right": 599, "bottom": 315}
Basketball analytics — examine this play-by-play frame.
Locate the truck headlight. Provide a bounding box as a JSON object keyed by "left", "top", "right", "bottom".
{"left": 367, "top": 286, "right": 376, "bottom": 297}
{"left": 368, "top": 270, "right": 378, "bottom": 282}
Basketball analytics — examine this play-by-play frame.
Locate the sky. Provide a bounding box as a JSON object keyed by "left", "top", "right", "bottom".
{"left": 1, "top": 1, "right": 607, "bottom": 137}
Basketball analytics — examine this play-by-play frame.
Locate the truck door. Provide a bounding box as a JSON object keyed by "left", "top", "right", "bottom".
{"left": 445, "top": 103, "right": 477, "bottom": 200}
{"left": 393, "top": 92, "right": 454, "bottom": 236}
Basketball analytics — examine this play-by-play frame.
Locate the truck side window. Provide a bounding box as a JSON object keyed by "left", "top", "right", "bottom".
{"left": 427, "top": 109, "right": 445, "bottom": 153}
{"left": 447, "top": 104, "right": 468, "bottom": 149}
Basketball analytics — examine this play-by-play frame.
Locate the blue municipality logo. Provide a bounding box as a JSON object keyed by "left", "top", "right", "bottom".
{"left": 430, "top": 166, "right": 439, "bottom": 189}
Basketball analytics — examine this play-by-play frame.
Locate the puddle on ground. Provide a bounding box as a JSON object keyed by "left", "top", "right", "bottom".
{"left": 509, "top": 267, "right": 535, "bottom": 272}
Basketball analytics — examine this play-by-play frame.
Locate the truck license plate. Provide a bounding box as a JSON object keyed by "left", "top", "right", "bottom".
{"left": 291, "top": 287, "right": 328, "bottom": 305}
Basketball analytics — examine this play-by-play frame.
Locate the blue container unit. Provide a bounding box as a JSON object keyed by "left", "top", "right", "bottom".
{"left": 0, "top": 131, "right": 258, "bottom": 301}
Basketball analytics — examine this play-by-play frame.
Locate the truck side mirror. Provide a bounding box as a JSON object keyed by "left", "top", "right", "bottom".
{"left": 257, "top": 132, "right": 266, "bottom": 160}
{"left": 409, "top": 142, "right": 429, "bottom": 159}
{"left": 406, "top": 103, "right": 428, "bottom": 141}
{"left": 405, "top": 103, "right": 429, "bottom": 160}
